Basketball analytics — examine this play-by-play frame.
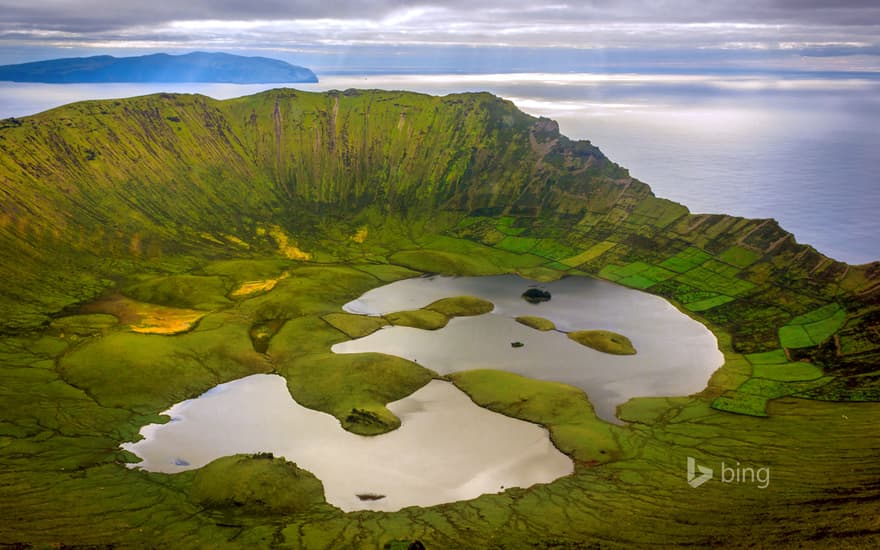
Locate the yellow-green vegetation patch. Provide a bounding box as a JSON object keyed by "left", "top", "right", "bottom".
{"left": 495, "top": 236, "right": 538, "bottom": 253}
{"left": 454, "top": 215, "right": 487, "bottom": 230}
{"left": 617, "top": 395, "right": 711, "bottom": 424}
{"left": 223, "top": 234, "right": 250, "bottom": 249}
{"left": 230, "top": 272, "right": 289, "bottom": 298}
{"left": 249, "top": 319, "right": 286, "bottom": 354}
{"left": 424, "top": 295, "right": 494, "bottom": 317}
{"left": 659, "top": 246, "right": 712, "bottom": 273}
{"left": 745, "top": 349, "right": 789, "bottom": 364}
{"left": 516, "top": 315, "right": 556, "bottom": 331}
{"left": 449, "top": 369, "right": 623, "bottom": 463}
{"left": 493, "top": 216, "right": 526, "bottom": 235}
{"left": 236, "top": 266, "right": 378, "bottom": 322}
{"left": 129, "top": 312, "right": 205, "bottom": 335}
{"left": 559, "top": 240, "right": 617, "bottom": 267}
{"left": 390, "top": 249, "right": 502, "bottom": 275}
{"left": 390, "top": 236, "right": 545, "bottom": 276}
{"left": 383, "top": 309, "right": 449, "bottom": 330}
{"left": 701, "top": 258, "right": 742, "bottom": 278}
{"left": 544, "top": 261, "right": 573, "bottom": 271}
{"left": 712, "top": 376, "right": 834, "bottom": 416}
{"left": 629, "top": 196, "right": 689, "bottom": 228}
{"left": 778, "top": 324, "right": 814, "bottom": 349}
{"left": 600, "top": 261, "right": 675, "bottom": 290}
{"left": 58, "top": 320, "right": 269, "bottom": 413}
{"left": 778, "top": 303, "right": 847, "bottom": 349}
{"left": 718, "top": 246, "right": 762, "bottom": 268}
{"left": 269, "top": 316, "right": 350, "bottom": 358}
{"left": 516, "top": 265, "right": 566, "bottom": 282}
{"left": 351, "top": 263, "right": 421, "bottom": 282}
{"left": 704, "top": 349, "right": 755, "bottom": 393}
{"left": 838, "top": 315, "right": 880, "bottom": 356}
{"left": 745, "top": 349, "right": 823, "bottom": 382}
{"left": 529, "top": 239, "right": 577, "bottom": 261}
{"left": 711, "top": 390, "right": 770, "bottom": 417}
{"left": 751, "top": 361, "right": 823, "bottom": 382}
{"left": 267, "top": 225, "right": 312, "bottom": 260}
{"left": 568, "top": 330, "right": 637, "bottom": 355}
{"left": 203, "top": 258, "right": 291, "bottom": 283}
{"left": 674, "top": 264, "right": 755, "bottom": 297}
{"left": 738, "top": 376, "right": 832, "bottom": 400}
{"left": 189, "top": 454, "right": 325, "bottom": 514}
{"left": 321, "top": 312, "right": 388, "bottom": 339}
{"left": 82, "top": 294, "right": 205, "bottom": 335}
{"left": 428, "top": 234, "right": 548, "bottom": 267}
{"left": 276, "top": 352, "right": 434, "bottom": 435}
{"left": 122, "top": 275, "right": 232, "bottom": 310}
{"left": 683, "top": 294, "right": 735, "bottom": 312}
{"left": 48, "top": 314, "right": 118, "bottom": 337}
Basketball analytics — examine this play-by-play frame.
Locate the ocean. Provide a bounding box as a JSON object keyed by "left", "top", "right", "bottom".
{"left": 1, "top": 73, "right": 877, "bottom": 264}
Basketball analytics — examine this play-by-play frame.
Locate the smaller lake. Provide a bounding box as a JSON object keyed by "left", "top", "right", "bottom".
{"left": 337, "top": 274, "right": 724, "bottom": 422}
{"left": 122, "top": 375, "right": 572, "bottom": 512}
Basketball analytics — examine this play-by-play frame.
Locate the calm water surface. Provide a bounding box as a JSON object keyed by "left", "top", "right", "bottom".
{"left": 123, "top": 273, "right": 721, "bottom": 510}
{"left": 336, "top": 274, "right": 724, "bottom": 422}
{"left": 123, "top": 375, "right": 572, "bottom": 512}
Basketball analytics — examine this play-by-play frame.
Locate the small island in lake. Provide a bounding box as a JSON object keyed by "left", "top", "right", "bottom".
{"left": 515, "top": 315, "right": 556, "bottom": 331}
{"left": 568, "top": 330, "right": 637, "bottom": 355}
{"left": 522, "top": 288, "right": 552, "bottom": 303}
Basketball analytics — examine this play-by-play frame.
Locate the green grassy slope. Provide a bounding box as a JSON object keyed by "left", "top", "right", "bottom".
{"left": 1, "top": 89, "right": 879, "bottom": 548}
{"left": 0, "top": 89, "right": 623, "bottom": 330}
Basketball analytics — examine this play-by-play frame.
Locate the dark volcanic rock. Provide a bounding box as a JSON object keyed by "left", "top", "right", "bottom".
{"left": 522, "top": 288, "right": 552, "bottom": 303}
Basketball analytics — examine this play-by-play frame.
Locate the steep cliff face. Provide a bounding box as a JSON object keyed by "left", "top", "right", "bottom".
{"left": 0, "top": 88, "right": 877, "bottom": 390}
{"left": 0, "top": 89, "right": 624, "bottom": 230}
{"left": 0, "top": 89, "right": 624, "bottom": 327}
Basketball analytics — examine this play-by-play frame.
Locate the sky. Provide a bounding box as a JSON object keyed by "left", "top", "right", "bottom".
{"left": 1, "top": 1, "right": 880, "bottom": 74}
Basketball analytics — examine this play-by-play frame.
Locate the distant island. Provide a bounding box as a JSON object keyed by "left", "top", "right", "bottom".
{"left": 0, "top": 52, "right": 318, "bottom": 84}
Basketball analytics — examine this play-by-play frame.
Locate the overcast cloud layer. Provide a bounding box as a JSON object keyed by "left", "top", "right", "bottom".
{"left": 1, "top": 1, "right": 879, "bottom": 71}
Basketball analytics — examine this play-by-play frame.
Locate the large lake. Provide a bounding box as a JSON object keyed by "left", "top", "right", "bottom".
{"left": 1, "top": 73, "right": 878, "bottom": 264}
{"left": 122, "top": 375, "right": 573, "bottom": 512}
{"left": 123, "top": 273, "right": 722, "bottom": 511}
{"left": 336, "top": 274, "right": 724, "bottom": 422}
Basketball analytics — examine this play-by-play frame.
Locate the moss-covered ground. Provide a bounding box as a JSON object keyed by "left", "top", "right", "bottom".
{"left": 568, "top": 329, "right": 637, "bottom": 355}
{"left": 382, "top": 309, "right": 450, "bottom": 330}
{"left": 275, "top": 352, "right": 435, "bottom": 435}
{"left": 189, "top": 453, "right": 327, "bottom": 515}
{"left": 423, "top": 295, "right": 494, "bottom": 317}
{"left": 515, "top": 315, "right": 556, "bottom": 331}
{"left": 449, "top": 369, "right": 624, "bottom": 464}
{"left": 2, "top": 247, "right": 876, "bottom": 548}
{"left": 1, "top": 89, "right": 878, "bottom": 547}
{"left": 379, "top": 295, "right": 495, "bottom": 330}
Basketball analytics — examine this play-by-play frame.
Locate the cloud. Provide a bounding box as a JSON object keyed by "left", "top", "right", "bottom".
{"left": 0, "top": 0, "right": 878, "bottom": 69}
{"left": 2, "top": 1, "right": 879, "bottom": 31}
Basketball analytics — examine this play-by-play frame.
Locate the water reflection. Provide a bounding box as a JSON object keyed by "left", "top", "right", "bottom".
{"left": 336, "top": 274, "right": 724, "bottom": 422}
{"left": 123, "top": 376, "right": 573, "bottom": 512}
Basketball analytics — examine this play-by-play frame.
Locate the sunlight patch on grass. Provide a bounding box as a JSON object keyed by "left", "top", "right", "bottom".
{"left": 269, "top": 225, "right": 313, "bottom": 260}
{"left": 231, "top": 272, "right": 290, "bottom": 298}
{"left": 82, "top": 294, "right": 205, "bottom": 335}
